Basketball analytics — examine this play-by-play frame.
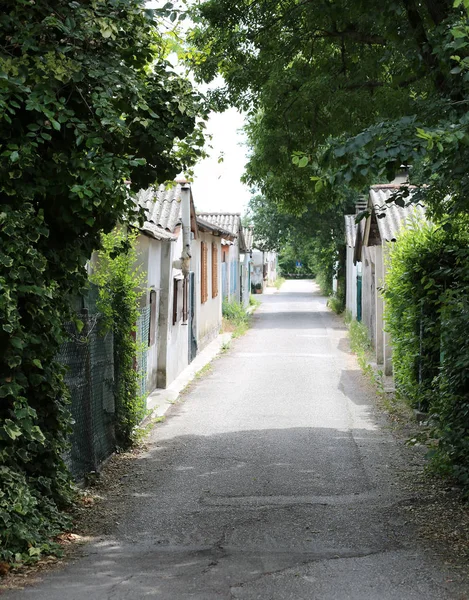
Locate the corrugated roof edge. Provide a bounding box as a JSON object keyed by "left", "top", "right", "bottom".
{"left": 196, "top": 217, "right": 236, "bottom": 240}
{"left": 370, "top": 183, "right": 418, "bottom": 190}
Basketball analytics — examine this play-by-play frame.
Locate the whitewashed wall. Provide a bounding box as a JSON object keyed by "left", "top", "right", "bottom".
{"left": 136, "top": 234, "right": 162, "bottom": 393}
{"left": 345, "top": 246, "right": 358, "bottom": 319}
{"left": 194, "top": 232, "right": 223, "bottom": 351}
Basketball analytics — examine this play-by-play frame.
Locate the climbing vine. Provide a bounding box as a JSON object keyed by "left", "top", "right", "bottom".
{"left": 0, "top": 0, "right": 206, "bottom": 565}
{"left": 90, "top": 229, "right": 146, "bottom": 449}
{"left": 0, "top": 204, "right": 74, "bottom": 566}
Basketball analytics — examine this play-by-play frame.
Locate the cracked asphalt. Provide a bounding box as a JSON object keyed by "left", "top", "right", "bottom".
{"left": 5, "top": 280, "right": 468, "bottom": 599}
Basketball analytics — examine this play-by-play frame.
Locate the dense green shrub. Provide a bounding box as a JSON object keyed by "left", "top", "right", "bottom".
{"left": 0, "top": 204, "right": 74, "bottom": 564}
{"left": 0, "top": 0, "right": 205, "bottom": 564}
{"left": 384, "top": 221, "right": 469, "bottom": 490}
{"left": 431, "top": 291, "right": 469, "bottom": 485}
{"left": 383, "top": 222, "right": 447, "bottom": 411}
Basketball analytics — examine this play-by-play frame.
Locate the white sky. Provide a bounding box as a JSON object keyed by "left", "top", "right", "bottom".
{"left": 190, "top": 109, "right": 251, "bottom": 215}
{"left": 145, "top": 1, "right": 252, "bottom": 215}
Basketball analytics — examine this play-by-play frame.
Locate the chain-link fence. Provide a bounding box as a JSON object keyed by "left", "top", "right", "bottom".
{"left": 59, "top": 292, "right": 152, "bottom": 480}
{"left": 136, "top": 305, "right": 151, "bottom": 408}
{"left": 60, "top": 313, "right": 115, "bottom": 480}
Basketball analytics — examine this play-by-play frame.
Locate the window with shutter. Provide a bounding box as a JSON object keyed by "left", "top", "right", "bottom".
{"left": 173, "top": 278, "right": 184, "bottom": 325}
{"left": 212, "top": 243, "right": 218, "bottom": 298}
{"left": 201, "top": 242, "right": 208, "bottom": 303}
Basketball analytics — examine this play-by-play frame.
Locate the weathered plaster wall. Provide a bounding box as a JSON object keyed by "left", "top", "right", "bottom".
{"left": 345, "top": 246, "right": 358, "bottom": 320}
{"left": 194, "top": 232, "right": 223, "bottom": 351}
{"left": 136, "top": 234, "right": 162, "bottom": 393}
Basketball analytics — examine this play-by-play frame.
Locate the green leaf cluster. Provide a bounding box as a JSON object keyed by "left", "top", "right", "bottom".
{"left": 0, "top": 204, "right": 74, "bottom": 564}
{"left": 90, "top": 229, "right": 146, "bottom": 448}
{"left": 189, "top": 0, "right": 469, "bottom": 291}
{"left": 246, "top": 192, "right": 354, "bottom": 298}
{"left": 384, "top": 220, "right": 469, "bottom": 490}
{"left": 0, "top": 0, "right": 206, "bottom": 564}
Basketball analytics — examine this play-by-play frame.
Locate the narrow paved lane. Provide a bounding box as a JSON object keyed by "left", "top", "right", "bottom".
{"left": 6, "top": 281, "right": 465, "bottom": 599}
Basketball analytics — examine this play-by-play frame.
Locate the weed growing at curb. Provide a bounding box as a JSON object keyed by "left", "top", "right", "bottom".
{"left": 274, "top": 277, "right": 286, "bottom": 290}
{"left": 327, "top": 294, "right": 344, "bottom": 314}
{"left": 195, "top": 364, "right": 212, "bottom": 379}
{"left": 347, "top": 319, "right": 413, "bottom": 421}
{"left": 249, "top": 294, "right": 261, "bottom": 308}
{"left": 222, "top": 299, "right": 252, "bottom": 338}
{"left": 220, "top": 340, "right": 231, "bottom": 352}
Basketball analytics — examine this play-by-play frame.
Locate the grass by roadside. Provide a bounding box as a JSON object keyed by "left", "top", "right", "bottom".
{"left": 327, "top": 293, "right": 344, "bottom": 315}
{"left": 347, "top": 315, "right": 414, "bottom": 422}
{"left": 222, "top": 298, "right": 256, "bottom": 339}
{"left": 249, "top": 294, "right": 261, "bottom": 309}
{"left": 274, "top": 277, "right": 286, "bottom": 290}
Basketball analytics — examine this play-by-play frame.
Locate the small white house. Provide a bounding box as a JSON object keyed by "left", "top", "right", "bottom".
{"left": 195, "top": 217, "right": 235, "bottom": 349}
{"left": 354, "top": 183, "right": 425, "bottom": 375}
{"left": 136, "top": 184, "right": 235, "bottom": 392}
{"left": 136, "top": 183, "right": 196, "bottom": 390}
{"left": 264, "top": 250, "right": 278, "bottom": 286}
{"left": 251, "top": 245, "right": 278, "bottom": 293}
{"left": 197, "top": 213, "right": 247, "bottom": 303}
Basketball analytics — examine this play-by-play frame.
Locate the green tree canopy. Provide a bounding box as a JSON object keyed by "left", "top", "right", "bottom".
{"left": 189, "top": 0, "right": 469, "bottom": 220}
{"left": 0, "top": 0, "right": 207, "bottom": 563}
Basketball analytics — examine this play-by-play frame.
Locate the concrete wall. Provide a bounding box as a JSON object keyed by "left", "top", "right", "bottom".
{"left": 194, "top": 232, "right": 223, "bottom": 351}
{"left": 251, "top": 249, "right": 264, "bottom": 290}
{"left": 361, "top": 245, "right": 376, "bottom": 352}
{"left": 228, "top": 242, "right": 240, "bottom": 302}
{"left": 241, "top": 253, "right": 251, "bottom": 307}
{"left": 345, "top": 246, "right": 358, "bottom": 319}
{"left": 265, "top": 251, "right": 278, "bottom": 285}
{"left": 136, "top": 234, "right": 162, "bottom": 393}
{"left": 360, "top": 243, "right": 392, "bottom": 373}
{"left": 157, "top": 235, "right": 190, "bottom": 388}
{"left": 382, "top": 243, "right": 393, "bottom": 376}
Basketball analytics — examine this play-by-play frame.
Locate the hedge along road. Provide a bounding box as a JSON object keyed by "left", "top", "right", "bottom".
{"left": 4, "top": 279, "right": 467, "bottom": 599}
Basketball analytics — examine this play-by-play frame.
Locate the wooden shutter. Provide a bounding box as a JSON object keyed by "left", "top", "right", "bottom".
{"left": 212, "top": 243, "right": 218, "bottom": 298}
{"left": 201, "top": 242, "right": 208, "bottom": 303}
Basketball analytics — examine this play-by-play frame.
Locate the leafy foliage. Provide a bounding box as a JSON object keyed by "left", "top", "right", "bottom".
{"left": 383, "top": 222, "right": 446, "bottom": 410}
{"left": 90, "top": 229, "right": 146, "bottom": 448}
{"left": 189, "top": 0, "right": 469, "bottom": 306}
{"left": 0, "top": 203, "right": 74, "bottom": 564}
{"left": 246, "top": 194, "right": 351, "bottom": 297}
{"left": 0, "top": 0, "right": 206, "bottom": 563}
{"left": 383, "top": 221, "right": 469, "bottom": 490}
{"left": 222, "top": 299, "right": 250, "bottom": 338}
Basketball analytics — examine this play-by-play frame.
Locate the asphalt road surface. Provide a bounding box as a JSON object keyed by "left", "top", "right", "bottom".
{"left": 5, "top": 280, "right": 467, "bottom": 599}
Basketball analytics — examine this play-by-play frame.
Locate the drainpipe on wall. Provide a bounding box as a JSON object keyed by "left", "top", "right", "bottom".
{"left": 172, "top": 180, "right": 192, "bottom": 277}
{"left": 180, "top": 182, "right": 192, "bottom": 277}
